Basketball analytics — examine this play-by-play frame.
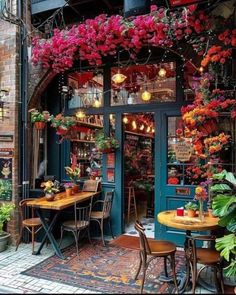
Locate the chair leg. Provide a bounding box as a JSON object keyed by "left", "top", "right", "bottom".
{"left": 100, "top": 219, "right": 106, "bottom": 246}
{"left": 108, "top": 217, "right": 114, "bottom": 239}
{"left": 31, "top": 227, "right": 35, "bottom": 254}
{"left": 134, "top": 251, "right": 142, "bottom": 280}
{"left": 164, "top": 256, "right": 168, "bottom": 277}
{"left": 170, "top": 254, "right": 179, "bottom": 294}
{"left": 140, "top": 262, "right": 148, "bottom": 294}
{"left": 72, "top": 231, "right": 79, "bottom": 256}
{"left": 87, "top": 227, "right": 92, "bottom": 245}
{"left": 15, "top": 226, "right": 23, "bottom": 251}
{"left": 127, "top": 193, "right": 131, "bottom": 225}
{"left": 191, "top": 262, "right": 197, "bottom": 294}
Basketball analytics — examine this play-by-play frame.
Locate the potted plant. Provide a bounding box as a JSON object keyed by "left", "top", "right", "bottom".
{"left": 64, "top": 182, "right": 73, "bottom": 197}
{"left": 28, "top": 108, "right": 51, "bottom": 130}
{"left": 0, "top": 202, "right": 15, "bottom": 252}
{"left": 95, "top": 131, "right": 119, "bottom": 153}
{"left": 40, "top": 180, "right": 59, "bottom": 201}
{"left": 185, "top": 201, "right": 198, "bottom": 217}
{"left": 64, "top": 165, "right": 81, "bottom": 193}
{"left": 50, "top": 114, "right": 77, "bottom": 136}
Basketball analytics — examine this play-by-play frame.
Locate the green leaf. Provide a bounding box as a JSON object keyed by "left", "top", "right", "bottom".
{"left": 212, "top": 195, "right": 236, "bottom": 217}
{"left": 218, "top": 207, "right": 236, "bottom": 232}
{"left": 223, "top": 260, "right": 236, "bottom": 277}
{"left": 215, "top": 234, "right": 236, "bottom": 261}
{"left": 225, "top": 172, "right": 236, "bottom": 186}
{"left": 210, "top": 184, "right": 232, "bottom": 193}
{"left": 212, "top": 170, "right": 227, "bottom": 180}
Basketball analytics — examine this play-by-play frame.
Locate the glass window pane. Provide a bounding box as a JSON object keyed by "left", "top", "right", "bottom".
{"left": 111, "top": 62, "right": 176, "bottom": 106}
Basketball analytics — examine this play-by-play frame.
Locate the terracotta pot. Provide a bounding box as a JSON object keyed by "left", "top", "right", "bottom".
{"left": 56, "top": 127, "right": 68, "bottom": 135}
{"left": 72, "top": 185, "right": 80, "bottom": 194}
{"left": 35, "top": 121, "right": 46, "bottom": 130}
{"left": 65, "top": 188, "right": 72, "bottom": 197}
{"left": 187, "top": 209, "right": 197, "bottom": 218}
{"left": 45, "top": 193, "right": 55, "bottom": 202}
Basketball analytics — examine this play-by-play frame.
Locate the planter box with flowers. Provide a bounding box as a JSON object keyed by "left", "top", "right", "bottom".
{"left": 29, "top": 109, "right": 51, "bottom": 130}
{"left": 95, "top": 131, "right": 119, "bottom": 154}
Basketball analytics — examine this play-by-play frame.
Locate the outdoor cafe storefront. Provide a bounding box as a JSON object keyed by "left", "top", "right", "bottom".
{"left": 28, "top": 4, "right": 236, "bottom": 247}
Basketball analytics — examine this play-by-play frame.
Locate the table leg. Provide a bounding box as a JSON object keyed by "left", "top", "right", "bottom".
{"left": 33, "top": 209, "right": 65, "bottom": 259}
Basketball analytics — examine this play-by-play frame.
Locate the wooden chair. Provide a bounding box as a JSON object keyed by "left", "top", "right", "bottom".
{"left": 125, "top": 186, "right": 138, "bottom": 224}
{"left": 15, "top": 198, "right": 43, "bottom": 254}
{"left": 82, "top": 179, "right": 99, "bottom": 192}
{"left": 185, "top": 234, "right": 224, "bottom": 294}
{"left": 90, "top": 190, "right": 114, "bottom": 246}
{"left": 134, "top": 220, "right": 179, "bottom": 294}
{"left": 59, "top": 199, "right": 93, "bottom": 256}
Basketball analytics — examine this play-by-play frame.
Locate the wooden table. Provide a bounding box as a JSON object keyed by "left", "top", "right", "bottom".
{"left": 157, "top": 210, "right": 219, "bottom": 293}
{"left": 27, "top": 191, "right": 100, "bottom": 259}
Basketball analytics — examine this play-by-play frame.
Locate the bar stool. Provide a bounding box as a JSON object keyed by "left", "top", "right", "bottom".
{"left": 125, "top": 186, "right": 138, "bottom": 224}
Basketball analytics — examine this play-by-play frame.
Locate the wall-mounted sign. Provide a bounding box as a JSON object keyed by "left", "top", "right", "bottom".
{"left": 176, "top": 187, "right": 190, "bottom": 196}
{"left": 174, "top": 141, "right": 192, "bottom": 162}
{"left": 0, "top": 148, "right": 14, "bottom": 157}
{"left": 0, "top": 157, "right": 13, "bottom": 201}
{"left": 0, "top": 134, "right": 13, "bottom": 142}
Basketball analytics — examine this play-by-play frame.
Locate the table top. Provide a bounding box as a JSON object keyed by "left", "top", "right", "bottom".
{"left": 27, "top": 191, "right": 100, "bottom": 210}
{"left": 157, "top": 210, "right": 219, "bottom": 231}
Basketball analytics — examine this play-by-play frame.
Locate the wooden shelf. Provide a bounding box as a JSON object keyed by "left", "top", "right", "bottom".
{"left": 70, "top": 139, "right": 95, "bottom": 143}
{"left": 77, "top": 121, "right": 103, "bottom": 129}
{"left": 125, "top": 130, "right": 154, "bottom": 139}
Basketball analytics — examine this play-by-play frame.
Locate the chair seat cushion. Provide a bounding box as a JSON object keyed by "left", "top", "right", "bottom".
{"left": 196, "top": 248, "right": 221, "bottom": 264}
{"left": 90, "top": 211, "right": 103, "bottom": 219}
{"left": 63, "top": 220, "right": 89, "bottom": 230}
{"left": 149, "top": 240, "right": 176, "bottom": 255}
{"left": 22, "top": 218, "right": 42, "bottom": 227}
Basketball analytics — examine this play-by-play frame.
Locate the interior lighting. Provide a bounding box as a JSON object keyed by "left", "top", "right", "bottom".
{"left": 93, "top": 98, "right": 101, "bottom": 108}
{"left": 199, "top": 66, "right": 204, "bottom": 73}
{"left": 146, "top": 126, "right": 151, "bottom": 133}
{"left": 76, "top": 110, "right": 86, "bottom": 119}
{"left": 132, "top": 120, "right": 137, "bottom": 130}
{"left": 111, "top": 71, "right": 127, "bottom": 84}
{"left": 123, "top": 116, "right": 129, "bottom": 124}
{"left": 141, "top": 90, "right": 151, "bottom": 101}
{"left": 140, "top": 124, "right": 145, "bottom": 131}
{"left": 151, "top": 127, "right": 155, "bottom": 133}
{"left": 158, "top": 68, "right": 167, "bottom": 78}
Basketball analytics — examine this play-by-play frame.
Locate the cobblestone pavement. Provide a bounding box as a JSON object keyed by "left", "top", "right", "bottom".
{"left": 0, "top": 240, "right": 215, "bottom": 294}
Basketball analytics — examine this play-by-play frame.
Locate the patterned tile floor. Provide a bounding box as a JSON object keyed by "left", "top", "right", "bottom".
{"left": 0, "top": 231, "right": 225, "bottom": 294}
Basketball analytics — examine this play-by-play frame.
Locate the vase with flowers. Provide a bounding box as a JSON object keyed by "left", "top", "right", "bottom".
{"left": 64, "top": 165, "right": 81, "bottom": 193}
{"left": 194, "top": 183, "right": 208, "bottom": 221}
{"left": 29, "top": 109, "right": 51, "bottom": 130}
{"left": 40, "top": 180, "right": 59, "bottom": 201}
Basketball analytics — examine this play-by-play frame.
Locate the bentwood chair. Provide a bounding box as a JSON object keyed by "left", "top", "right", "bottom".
{"left": 90, "top": 190, "right": 114, "bottom": 246}
{"left": 185, "top": 234, "right": 224, "bottom": 294}
{"left": 15, "top": 198, "right": 44, "bottom": 254}
{"left": 134, "top": 220, "right": 179, "bottom": 294}
{"left": 59, "top": 198, "right": 93, "bottom": 256}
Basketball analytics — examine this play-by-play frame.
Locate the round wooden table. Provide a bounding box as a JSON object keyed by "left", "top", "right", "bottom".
{"left": 157, "top": 210, "right": 219, "bottom": 231}
{"left": 157, "top": 210, "right": 220, "bottom": 293}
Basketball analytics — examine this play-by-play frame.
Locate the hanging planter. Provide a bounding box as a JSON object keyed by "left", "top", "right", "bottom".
{"left": 94, "top": 131, "right": 119, "bottom": 154}
{"left": 34, "top": 121, "right": 46, "bottom": 130}
{"left": 56, "top": 127, "right": 69, "bottom": 135}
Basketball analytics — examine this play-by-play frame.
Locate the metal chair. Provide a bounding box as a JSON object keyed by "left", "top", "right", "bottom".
{"left": 15, "top": 198, "right": 43, "bottom": 254}
{"left": 59, "top": 199, "right": 93, "bottom": 256}
{"left": 90, "top": 190, "right": 114, "bottom": 246}
{"left": 82, "top": 179, "right": 99, "bottom": 192}
{"left": 134, "top": 220, "right": 179, "bottom": 294}
{"left": 185, "top": 234, "right": 224, "bottom": 294}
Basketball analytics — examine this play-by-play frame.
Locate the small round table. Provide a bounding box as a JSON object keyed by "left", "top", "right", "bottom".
{"left": 157, "top": 210, "right": 220, "bottom": 293}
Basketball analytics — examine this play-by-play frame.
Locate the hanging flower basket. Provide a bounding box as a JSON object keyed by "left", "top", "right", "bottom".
{"left": 56, "top": 127, "right": 69, "bottom": 135}
{"left": 34, "top": 121, "right": 46, "bottom": 130}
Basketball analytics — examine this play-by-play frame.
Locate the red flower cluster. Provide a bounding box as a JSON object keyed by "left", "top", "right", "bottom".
{"left": 201, "top": 45, "right": 232, "bottom": 67}
{"left": 168, "top": 177, "right": 179, "bottom": 185}
{"left": 218, "top": 29, "right": 236, "bottom": 47}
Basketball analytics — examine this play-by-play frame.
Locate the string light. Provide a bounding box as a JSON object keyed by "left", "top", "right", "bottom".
{"left": 76, "top": 109, "right": 86, "bottom": 119}
{"left": 123, "top": 116, "right": 128, "bottom": 124}
{"left": 132, "top": 120, "right": 137, "bottom": 130}
{"left": 146, "top": 126, "right": 151, "bottom": 133}
{"left": 111, "top": 71, "right": 127, "bottom": 84}
{"left": 158, "top": 68, "right": 167, "bottom": 78}
{"left": 140, "top": 124, "right": 145, "bottom": 131}
{"left": 142, "top": 90, "right": 151, "bottom": 101}
{"left": 199, "top": 66, "right": 204, "bottom": 73}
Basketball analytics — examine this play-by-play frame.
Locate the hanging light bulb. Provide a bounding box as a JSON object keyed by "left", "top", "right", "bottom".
{"left": 151, "top": 127, "right": 155, "bottom": 133}
{"left": 146, "top": 126, "right": 151, "bottom": 133}
{"left": 93, "top": 98, "right": 101, "bottom": 108}
{"left": 132, "top": 120, "right": 137, "bottom": 130}
{"left": 76, "top": 109, "right": 86, "bottom": 119}
{"left": 142, "top": 90, "right": 151, "bottom": 101}
{"left": 111, "top": 70, "right": 127, "bottom": 84}
{"left": 123, "top": 116, "right": 128, "bottom": 124}
{"left": 158, "top": 67, "right": 167, "bottom": 78}
{"left": 199, "top": 66, "right": 204, "bottom": 73}
{"left": 140, "top": 124, "right": 145, "bottom": 131}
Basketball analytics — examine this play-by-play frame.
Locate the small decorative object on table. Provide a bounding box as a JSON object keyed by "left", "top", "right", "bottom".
{"left": 184, "top": 201, "right": 198, "bottom": 217}
{"left": 194, "top": 182, "right": 208, "bottom": 221}
{"left": 64, "top": 182, "right": 73, "bottom": 197}
{"left": 40, "top": 180, "right": 59, "bottom": 201}
{"left": 29, "top": 108, "right": 51, "bottom": 130}
{"left": 64, "top": 165, "right": 81, "bottom": 194}
{"left": 176, "top": 207, "right": 184, "bottom": 216}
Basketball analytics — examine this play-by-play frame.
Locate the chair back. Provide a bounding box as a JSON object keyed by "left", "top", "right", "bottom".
{"left": 102, "top": 190, "right": 114, "bottom": 219}
{"left": 134, "top": 220, "right": 151, "bottom": 255}
{"left": 82, "top": 180, "right": 99, "bottom": 192}
{"left": 74, "top": 200, "right": 92, "bottom": 230}
{"left": 18, "top": 198, "right": 35, "bottom": 222}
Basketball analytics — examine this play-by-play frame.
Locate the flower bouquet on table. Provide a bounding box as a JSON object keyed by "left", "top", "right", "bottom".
{"left": 64, "top": 165, "right": 81, "bottom": 193}
{"left": 29, "top": 108, "right": 51, "bottom": 130}
{"left": 194, "top": 181, "right": 209, "bottom": 221}
{"left": 40, "top": 180, "right": 59, "bottom": 201}
{"left": 95, "top": 131, "right": 119, "bottom": 154}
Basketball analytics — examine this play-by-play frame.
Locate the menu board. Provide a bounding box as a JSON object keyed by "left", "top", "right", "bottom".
{"left": 0, "top": 157, "right": 13, "bottom": 201}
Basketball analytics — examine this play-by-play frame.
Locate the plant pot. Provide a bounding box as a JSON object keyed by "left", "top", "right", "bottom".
{"left": 65, "top": 188, "right": 72, "bottom": 197}
{"left": 56, "top": 127, "right": 68, "bottom": 135}
{"left": 187, "top": 209, "right": 197, "bottom": 217}
{"left": 45, "top": 193, "right": 55, "bottom": 202}
{"left": 34, "top": 122, "right": 46, "bottom": 130}
{"left": 0, "top": 232, "right": 10, "bottom": 252}
{"left": 72, "top": 185, "right": 80, "bottom": 194}
{"left": 99, "top": 148, "right": 115, "bottom": 154}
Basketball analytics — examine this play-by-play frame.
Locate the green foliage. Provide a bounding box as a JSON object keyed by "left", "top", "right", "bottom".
{"left": 50, "top": 114, "right": 77, "bottom": 130}
{"left": 184, "top": 201, "right": 198, "bottom": 211}
{"left": 0, "top": 202, "right": 15, "bottom": 235}
{"left": 29, "top": 109, "right": 51, "bottom": 123}
{"left": 210, "top": 183, "right": 231, "bottom": 193}
{"left": 95, "top": 131, "right": 119, "bottom": 151}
